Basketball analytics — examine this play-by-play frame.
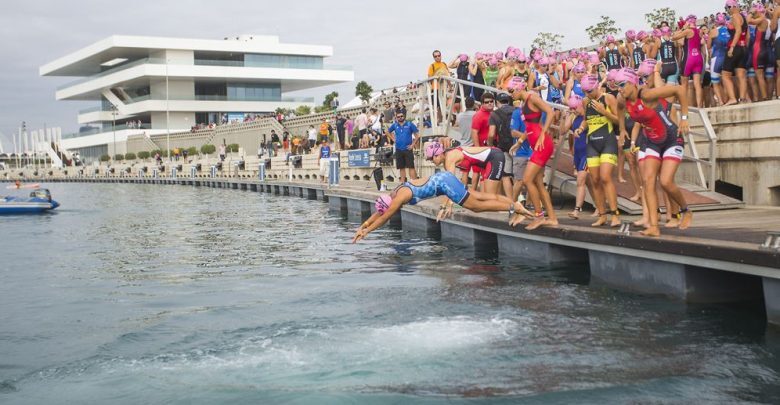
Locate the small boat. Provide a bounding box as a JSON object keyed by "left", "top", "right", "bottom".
{"left": 5, "top": 182, "right": 40, "bottom": 190}
{"left": 0, "top": 189, "right": 60, "bottom": 214}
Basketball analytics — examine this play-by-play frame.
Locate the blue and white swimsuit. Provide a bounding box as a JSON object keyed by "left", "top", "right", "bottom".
{"left": 400, "top": 172, "right": 470, "bottom": 206}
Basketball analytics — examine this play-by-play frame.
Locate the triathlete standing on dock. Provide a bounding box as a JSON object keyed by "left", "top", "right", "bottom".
{"left": 351, "top": 171, "right": 534, "bottom": 243}
{"left": 616, "top": 67, "right": 693, "bottom": 237}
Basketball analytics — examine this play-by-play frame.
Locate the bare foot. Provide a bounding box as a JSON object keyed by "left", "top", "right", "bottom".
{"left": 724, "top": 99, "right": 738, "bottom": 106}
{"left": 664, "top": 218, "right": 679, "bottom": 228}
{"left": 610, "top": 215, "right": 621, "bottom": 227}
{"left": 679, "top": 210, "right": 693, "bottom": 230}
{"left": 618, "top": 177, "right": 627, "bottom": 183}
{"left": 568, "top": 210, "right": 580, "bottom": 219}
{"left": 640, "top": 226, "right": 661, "bottom": 237}
{"left": 590, "top": 210, "right": 599, "bottom": 218}
{"left": 633, "top": 218, "right": 648, "bottom": 227}
{"left": 546, "top": 219, "right": 559, "bottom": 227}
{"left": 509, "top": 213, "right": 526, "bottom": 227}
{"left": 628, "top": 194, "right": 641, "bottom": 203}
{"left": 525, "top": 217, "right": 546, "bottom": 231}
{"left": 591, "top": 214, "right": 608, "bottom": 227}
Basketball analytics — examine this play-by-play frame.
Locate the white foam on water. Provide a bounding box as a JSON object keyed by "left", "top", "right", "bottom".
{"left": 367, "top": 316, "right": 521, "bottom": 353}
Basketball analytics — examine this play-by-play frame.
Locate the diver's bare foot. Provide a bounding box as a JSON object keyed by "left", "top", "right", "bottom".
{"left": 525, "top": 217, "right": 546, "bottom": 231}
{"left": 591, "top": 214, "right": 608, "bottom": 227}
{"left": 679, "top": 210, "right": 693, "bottom": 230}
{"left": 629, "top": 193, "right": 641, "bottom": 203}
{"left": 724, "top": 99, "right": 738, "bottom": 106}
{"left": 664, "top": 218, "right": 679, "bottom": 228}
{"left": 590, "top": 210, "right": 599, "bottom": 217}
{"left": 618, "top": 177, "right": 627, "bottom": 183}
{"left": 568, "top": 209, "right": 580, "bottom": 219}
{"left": 509, "top": 213, "right": 526, "bottom": 227}
{"left": 633, "top": 218, "right": 648, "bottom": 228}
{"left": 545, "top": 219, "right": 558, "bottom": 227}
{"left": 640, "top": 226, "right": 661, "bottom": 237}
{"left": 514, "top": 202, "right": 534, "bottom": 218}
{"left": 610, "top": 215, "right": 621, "bottom": 227}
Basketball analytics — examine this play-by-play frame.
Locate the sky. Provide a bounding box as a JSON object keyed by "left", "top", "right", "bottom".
{"left": 0, "top": 0, "right": 726, "bottom": 150}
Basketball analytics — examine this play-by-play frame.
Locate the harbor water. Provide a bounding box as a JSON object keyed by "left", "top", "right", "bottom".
{"left": 1, "top": 184, "right": 779, "bottom": 403}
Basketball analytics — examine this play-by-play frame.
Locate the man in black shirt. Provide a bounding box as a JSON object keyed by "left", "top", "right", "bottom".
{"left": 335, "top": 114, "right": 347, "bottom": 150}
{"left": 270, "top": 130, "right": 280, "bottom": 156}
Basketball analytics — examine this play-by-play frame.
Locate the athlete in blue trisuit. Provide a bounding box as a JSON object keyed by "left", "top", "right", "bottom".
{"left": 351, "top": 171, "right": 533, "bottom": 243}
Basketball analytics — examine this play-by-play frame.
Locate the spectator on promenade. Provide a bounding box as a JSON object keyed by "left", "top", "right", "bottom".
{"left": 218, "top": 143, "right": 226, "bottom": 162}
{"left": 354, "top": 108, "right": 369, "bottom": 149}
{"left": 270, "top": 130, "right": 280, "bottom": 155}
{"left": 387, "top": 112, "right": 419, "bottom": 183}
{"left": 282, "top": 129, "right": 290, "bottom": 152}
{"left": 345, "top": 116, "right": 355, "bottom": 147}
{"left": 382, "top": 101, "right": 395, "bottom": 124}
{"left": 471, "top": 92, "right": 494, "bottom": 147}
{"left": 173, "top": 147, "right": 180, "bottom": 161}
{"left": 182, "top": 148, "right": 189, "bottom": 162}
{"left": 335, "top": 114, "right": 347, "bottom": 150}
{"left": 318, "top": 118, "right": 332, "bottom": 144}
{"left": 307, "top": 125, "right": 317, "bottom": 151}
{"left": 454, "top": 96, "right": 476, "bottom": 147}
{"left": 318, "top": 139, "right": 331, "bottom": 182}
{"left": 428, "top": 50, "right": 450, "bottom": 78}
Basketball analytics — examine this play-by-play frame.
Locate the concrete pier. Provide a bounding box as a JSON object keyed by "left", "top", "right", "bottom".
{"left": 497, "top": 235, "right": 588, "bottom": 265}
{"left": 401, "top": 210, "right": 440, "bottom": 235}
{"left": 440, "top": 221, "right": 497, "bottom": 249}
{"left": 346, "top": 198, "right": 371, "bottom": 220}
{"left": 764, "top": 278, "right": 780, "bottom": 325}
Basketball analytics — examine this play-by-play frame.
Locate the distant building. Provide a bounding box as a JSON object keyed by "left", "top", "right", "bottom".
{"left": 40, "top": 35, "right": 354, "bottom": 159}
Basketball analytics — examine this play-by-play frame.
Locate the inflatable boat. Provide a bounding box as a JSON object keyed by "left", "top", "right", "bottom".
{"left": 0, "top": 189, "right": 60, "bottom": 214}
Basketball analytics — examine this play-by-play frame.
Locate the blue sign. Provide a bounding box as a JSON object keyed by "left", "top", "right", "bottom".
{"left": 348, "top": 150, "right": 370, "bottom": 167}
{"left": 227, "top": 112, "right": 245, "bottom": 123}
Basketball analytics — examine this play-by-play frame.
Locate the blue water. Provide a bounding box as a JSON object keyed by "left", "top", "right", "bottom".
{"left": 1, "top": 183, "right": 778, "bottom": 404}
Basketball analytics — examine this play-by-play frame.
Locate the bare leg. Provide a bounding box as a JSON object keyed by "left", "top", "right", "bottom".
{"left": 693, "top": 73, "right": 703, "bottom": 108}
{"left": 756, "top": 69, "right": 767, "bottom": 101}
{"left": 617, "top": 147, "right": 627, "bottom": 183}
{"left": 712, "top": 82, "right": 725, "bottom": 106}
{"left": 736, "top": 68, "right": 751, "bottom": 102}
{"left": 588, "top": 165, "right": 608, "bottom": 227}
{"left": 722, "top": 71, "right": 738, "bottom": 105}
{"left": 482, "top": 179, "right": 500, "bottom": 196}
{"left": 408, "top": 167, "right": 418, "bottom": 181}
{"left": 658, "top": 160, "right": 692, "bottom": 230}
{"left": 599, "top": 163, "right": 621, "bottom": 227}
{"left": 641, "top": 159, "right": 662, "bottom": 237}
{"left": 569, "top": 170, "right": 588, "bottom": 219}
{"left": 627, "top": 152, "right": 642, "bottom": 201}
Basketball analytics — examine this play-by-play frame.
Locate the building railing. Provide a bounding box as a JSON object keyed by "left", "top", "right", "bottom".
{"left": 56, "top": 57, "right": 352, "bottom": 91}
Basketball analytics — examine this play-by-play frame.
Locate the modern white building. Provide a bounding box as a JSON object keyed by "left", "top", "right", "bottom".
{"left": 40, "top": 34, "right": 354, "bottom": 160}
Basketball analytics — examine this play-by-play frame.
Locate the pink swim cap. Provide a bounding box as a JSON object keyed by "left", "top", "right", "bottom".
{"left": 580, "top": 74, "right": 600, "bottom": 93}
{"left": 424, "top": 142, "right": 444, "bottom": 160}
{"left": 625, "top": 30, "right": 637, "bottom": 41}
{"left": 533, "top": 49, "right": 543, "bottom": 61}
{"left": 725, "top": 0, "right": 738, "bottom": 8}
{"left": 752, "top": 3, "right": 765, "bottom": 14}
{"left": 567, "top": 94, "right": 583, "bottom": 110}
{"left": 494, "top": 51, "right": 504, "bottom": 61}
{"left": 605, "top": 35, "right": 616, "bottom": 44}
{"left": 686, "top": 14, "right": 697, "bottom": 24}
{"left": 652, "top": 29, "right": 663, "bottom": 38}
{"left": 475, "top": 52, "right": 484, "bottom": 61}
{"left": 616, "top": 67, "right": 639, "bottom": 85}
{"left": 661, "top": 26, "right": 672, "bottom": 36}
{"left": 588, "top": 52, "right": 600, "bottom": 65}
{"left": 516, "top": 51, "right": 527, "bottom": 62}
{"left": 507, "top": 76, "right": 527, "bottom": 92}
{"left": 572, "top": 63, "right": 587, "bottom": 74}
{"left": 488, "top": 57, "right": 498, "bottom": 67}
{"left": 715, "top": 13, "right": 727, "bottom": 26}
{"left": 375, "top": 195, "right": 392, "bottom": 215}
{"left": 636, "top": 30, "right": 648, "bottom": 41}
{"left": 638, "top": 58, "right": 657, "bottom": 77}
{"left": 607, "top": 69, "right": 620, "bottom": 82}
{"left": 459, "top": 54, "right": 468, "bottom": 62}
{"left": 569, "top": 49, "right": 579, "bottom": 59}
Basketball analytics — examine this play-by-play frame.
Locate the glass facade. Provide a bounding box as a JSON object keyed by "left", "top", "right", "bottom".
{"left": 245, "top": 54, "right": 323, "bottom": 69}
{"left": 226, "top": 83, "right": 281, "bottom": 101}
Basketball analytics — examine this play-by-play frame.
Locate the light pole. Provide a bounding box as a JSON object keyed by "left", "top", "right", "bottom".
{"left": 166, "top": 57, "right": 170, "bottom": 162}
{"left": 111, "top": 104, "right": 118, "bottom": 161}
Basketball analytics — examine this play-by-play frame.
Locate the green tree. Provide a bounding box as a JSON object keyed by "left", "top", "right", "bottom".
{"left": 137, "top": 151, "right": 150, "bottom": 160}
{"left": 314, "top": 105, "right": 331, "bottom": 113}
{"left": 740, "top": 0, "right": 755, "bottom": 7}
{"left": 532, "top": 32, "right": 564, "bottom": 52}
{"left": 124, "top": 152, "right": 136, "bottom": 160}
{"left": 100, "top": 154, "right": 110, "bottom": 162}
{"left": 355, "top": 81, "right": 373, "bottom": 103}
{"left": 645, "top": 7, "right": 677, "bottom": 29}
{"left": 323, "top": 91, "right": 339, "bottom": 110}
{"left": 295, "top": 105, "right": 312, "bottom": 116}
{"left": 227, "top": 143, "right": 239, "bottom": 153}
{"left": 186, "top": 146, "right": 197, "bottom": 156}
{"left": 585, "top": 15, "right": 620, "bottom": 43}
